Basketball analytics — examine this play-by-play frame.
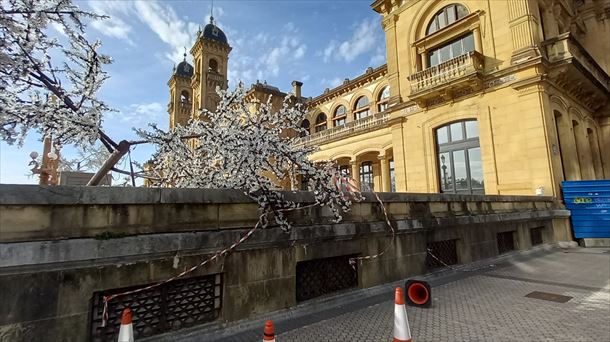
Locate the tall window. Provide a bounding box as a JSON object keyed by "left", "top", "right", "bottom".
{"left": 377, "top": 86, "right": 390, "bottom": 112}
{"left": 354, "top": 96, "right": 370, "bottom": 120}
{"left": 339, "top": 165, "right": 350, "bottom": 177}
{"left": 436, "top": 120, "right": 483, "bottom": 194}
{"left": 300, "top": 119, "right": 310, "bottom": 137}
{"left": 314, "top": 113, "right": 327, "bottom": 133}
{"left": 427, "top": 33, "right": 474, "bottom": 67}
{"left": 426, "top": 4, "right": 469, "bottom": 35}
{"left": 389, "top": 159, "right": 396, "bottom": 192}
{"left": 360, "top": 161, "right": 374, "bottom": 192}
{"left": 333, "top": 105, "right": 347, "bottom": 126}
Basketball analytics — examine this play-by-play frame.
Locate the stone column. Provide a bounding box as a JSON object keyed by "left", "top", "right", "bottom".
{"left": 350, "top": 160, "right": 360, "bottom": 190}
{"left": 587, "top": 127, "right": 603, "bottom": 179}
{"left": 378, "top": 155, "right": 391, "bottom": 192}
{"left": 573, "top": 120, "right": 595, "bottom": 180}
{"left": 555, "top": 112, "right": 581, "bottom": 180}
{"left": 473, "top": 26, "right": 482, "bottom": 53}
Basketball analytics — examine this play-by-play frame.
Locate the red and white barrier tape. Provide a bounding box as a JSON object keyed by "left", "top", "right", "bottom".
{"left": 101, "top": 173, "right": 396, "bottom": 327}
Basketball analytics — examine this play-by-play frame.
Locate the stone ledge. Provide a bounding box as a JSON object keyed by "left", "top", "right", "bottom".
{"left": 0, "top": 184, "right": 558, "bottom": 205}
{"left": 0, "top": 209, "right": 568, "bottom": 269}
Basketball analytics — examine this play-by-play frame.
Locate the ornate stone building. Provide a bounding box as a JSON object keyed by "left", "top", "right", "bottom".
{"left": 169, "top": 0, "right": 609, "bottom": 197}
{"left": 300, "top": 0, "right": 609, "bottom": 196}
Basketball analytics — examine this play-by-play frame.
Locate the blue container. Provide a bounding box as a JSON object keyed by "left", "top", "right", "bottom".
{"left": 562, "top": 180, "right": 610, "bottom": 238}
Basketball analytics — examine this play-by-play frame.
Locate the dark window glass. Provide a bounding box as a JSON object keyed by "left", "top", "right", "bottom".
{"left": 427, "top": 33, "right": 475, "bottom": 67}
{"left": 315, "top": 113, "right": 327, "bottom": 133}
{"left": 355, "top": 96, "right": 369, "bottom": 109}
{"left": 300, "top": 119, "right": 310, "bottom": 137}
{"left": 389, "top": 159, "right": 396, "bottom": 192}
{"left": 426, "top": 4, "right": 469, "bottom": 35}
{"left": 436, "top": 120, "right": 483, "bottom": 194}
{"left": 359, "top": 162, "right": 374, "bottom": 192}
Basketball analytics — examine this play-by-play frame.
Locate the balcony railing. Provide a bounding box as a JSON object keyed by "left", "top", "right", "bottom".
{"left": 409, "top": 51, "right": 484, "bottom": 94}
{"left": 297, "top": 112, "right": 390, "bottom": 146}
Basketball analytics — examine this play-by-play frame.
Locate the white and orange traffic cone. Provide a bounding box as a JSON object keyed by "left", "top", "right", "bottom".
{"left": 263, "top": 320, "right": 276, "bottom": 342}
{"left": 394, "top": 287, "right": 412, "bottom": 342}
{"left": 117, "top": 308, "right": 134, "bottom": 342}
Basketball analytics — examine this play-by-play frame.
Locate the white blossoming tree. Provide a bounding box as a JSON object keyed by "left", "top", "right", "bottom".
{"left": 137, "top": 85, "right": 360, "bottom": 230}
{"left": 1, "top": 0, "right": 359, "bottom": 231}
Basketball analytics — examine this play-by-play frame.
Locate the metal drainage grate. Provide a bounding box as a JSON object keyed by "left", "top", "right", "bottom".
{"left": 497, "top": 231, "right": 516, "bottom": 254}
{"left": 530, "top": 227, "right": 544, "bottom": 246}
{"left": 296, "top": 254, "right": 358, "bottom": 302}
{"left": 426, "top": 239, "right": 458, "bottom": 270}
{"left": 525, "top": 291, "right": 572, "bottom": 303}
{"left": 90, "top": 274, "right": 222, "bottom": 341}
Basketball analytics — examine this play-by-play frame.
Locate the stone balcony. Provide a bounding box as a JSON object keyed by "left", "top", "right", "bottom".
{"left": 542, "top": 33, "right": 610, "bottom": 113}
{"left": 408, "top": 51, "right": 484, "bottom": 106}
{"left": 297, "top": 112, "right": 390, "bottom": 146}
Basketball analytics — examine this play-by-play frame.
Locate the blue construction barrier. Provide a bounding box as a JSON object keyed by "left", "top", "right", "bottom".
{"left": 562, "top": 180, "right": 610, "bottom": 238}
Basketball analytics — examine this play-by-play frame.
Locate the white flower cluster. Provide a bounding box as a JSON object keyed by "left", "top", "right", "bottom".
{"left": 138, "top": 84, "right": 360, "bottom": 231}
{"left": 0, "top": 0, "right": 111, "bottom": 147}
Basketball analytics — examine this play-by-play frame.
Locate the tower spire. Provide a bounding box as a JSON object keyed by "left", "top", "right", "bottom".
{"left": 210, "top": 0, "right": 214, "bottom": 24}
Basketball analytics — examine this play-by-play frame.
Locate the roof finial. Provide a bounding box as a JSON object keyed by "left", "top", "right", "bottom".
{"left": 210, "top": 0, "right": 214, "bottom": 24}
{"left": 183, "top": 47, "right": 187, "bottom": 61}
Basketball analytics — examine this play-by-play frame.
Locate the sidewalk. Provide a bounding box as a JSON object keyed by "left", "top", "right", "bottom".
{"left": 149, "top": 245, "right": 610, "bottom": 342}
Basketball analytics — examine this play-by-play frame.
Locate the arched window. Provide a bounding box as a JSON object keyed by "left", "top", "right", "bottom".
{"left": 209, "top": 58, "right": 218, "bottom": 73}
{"left": 426, "top": 4, "right": 469, "bottom": 35}
{"left": 180, "top": 90, "right": 190, "bottom": 104}
{"left": 354, "top": 96, "right": 370, "bottom": 120}
{"left": 436, "top": 120, "right": 483, "bottom": 194}
{"left": 314, "top": 113, "right": 327, "bottom": 133}
{"left": 300, "top": 119, "right": 310, "bottom": 137}
{"left": 333, "top": 105, "right": 347, "bottom": 127}
{"left": 377, "top": 86, "right": 390, "bottom": 112}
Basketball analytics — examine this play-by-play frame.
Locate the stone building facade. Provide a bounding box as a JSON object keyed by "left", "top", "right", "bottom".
{"left": 168, "top": 0, "right": 609, "bottom": 197}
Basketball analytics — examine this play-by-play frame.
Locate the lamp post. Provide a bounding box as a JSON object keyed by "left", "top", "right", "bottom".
{"left": 29, "top": 136, "right": 60, "bottom": 185}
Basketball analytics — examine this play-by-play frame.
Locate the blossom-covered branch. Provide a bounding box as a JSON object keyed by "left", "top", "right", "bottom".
{"left": 0, "top": 0, "right": 114, "bottom": 148}
{"left": 137, "top": 84, "right": 361, "bottom": 231}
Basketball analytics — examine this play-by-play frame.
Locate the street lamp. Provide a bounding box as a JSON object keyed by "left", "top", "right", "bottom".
{"left": 29, "top": 136, "right": 60, "bottom": 185}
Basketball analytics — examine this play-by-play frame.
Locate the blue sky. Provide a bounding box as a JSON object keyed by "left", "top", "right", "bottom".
{"left": 0, "top": 0, "right": 386, "bottom": 185}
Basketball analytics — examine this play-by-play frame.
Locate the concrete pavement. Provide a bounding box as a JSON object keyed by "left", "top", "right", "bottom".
{"left": 150, "top": 245, "right": 610, "bottom": 342}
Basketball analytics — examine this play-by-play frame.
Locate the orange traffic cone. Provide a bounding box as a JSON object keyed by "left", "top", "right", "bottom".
{"left": 117, "top": 308, "right": 134, "bottom": 342}
{"left": 394, "top": 287, "right": 412, "bottom": 342}
{"left": 263, "top": 320, "right": 276, "bottom": 342}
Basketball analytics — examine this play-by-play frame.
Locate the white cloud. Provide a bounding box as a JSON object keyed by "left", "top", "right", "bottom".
{"left": 321, "top": 17, "right": 381, "bottom": 63}
{"left": 369, "top": 46, "right": 386, "bottom": 66}
{"left": 320, "top": 77, "right": 342, "bottom": 89}
{"left": 88, "top": 1, "right": 134, "bottom": 44}
{"left": 259, "top": 34, "right": 307, "bottom": 77}
{"left": 133, "top": 1, "right": 195, "bottom": 63}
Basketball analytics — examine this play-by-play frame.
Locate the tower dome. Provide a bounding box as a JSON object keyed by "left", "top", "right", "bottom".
{"left": 202, "top": 16, "right": 228, "bottom": 45}
{"left": 173, "top": 52, "right": 193, "bottom": 78}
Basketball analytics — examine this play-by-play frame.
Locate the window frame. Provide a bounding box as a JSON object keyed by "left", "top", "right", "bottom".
{"left": 333, "top": 105, "right": 347, "bottom": 127}
{"left": 314, "top": 113, "right": 328, "bottom": 133}
{"left": 300, "top": 119, "right": 310, "bottom": 137}
{"left": 426, "top": 4, "right": 469, "bottom": 36}
{"left": 353, "top": 96, "right": 371, "bottom": 121}
{"left": 377, "top": 86, "right": 390, "bottom": 113}
{"left": 359, "top": 161, "right": 374, "bottom": 192}
{"left": 435, "top": 120, "right": 483, "bottom": 194}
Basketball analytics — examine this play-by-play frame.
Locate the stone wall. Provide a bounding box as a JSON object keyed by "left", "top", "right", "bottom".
{"left": 0, "top": 185, "right": 571, "bottom": 341}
